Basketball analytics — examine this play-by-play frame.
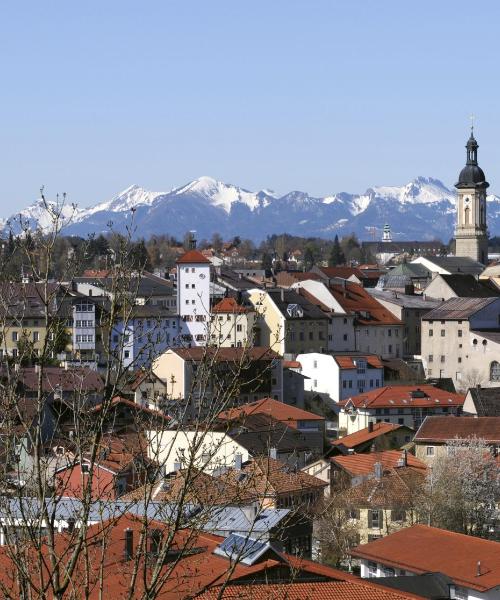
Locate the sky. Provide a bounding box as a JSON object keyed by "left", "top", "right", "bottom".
{"left": 1, "top": 0, "right": 500, "bottom": 215}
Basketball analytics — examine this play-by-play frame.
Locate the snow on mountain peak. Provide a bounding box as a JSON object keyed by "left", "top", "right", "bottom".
{"left": 84, "top": 184, "right": 163, "bottom": 217}
{"left": 173, "top": 176, "right": 263, "bottom": 212}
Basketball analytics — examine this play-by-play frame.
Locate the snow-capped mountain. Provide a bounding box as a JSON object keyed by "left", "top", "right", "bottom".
{"left": 5, "top": 176, "right": 500, "bottom": 242}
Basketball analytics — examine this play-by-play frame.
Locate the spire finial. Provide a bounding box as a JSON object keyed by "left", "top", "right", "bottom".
{"left": 470, "top": 113, "right": 475, "bottom": 136}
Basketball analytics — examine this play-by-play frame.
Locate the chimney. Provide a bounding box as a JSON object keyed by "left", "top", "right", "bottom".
{"left": 368, "top": 421, "right": 374, "bottom": 433}
{"left": 269, "top": 447, "right": 277, "bottom": 460}
{"left": 374, "top": 461, "right": 383, "bottom": 480}
{"left": 124, "top": 528, "right": 133, "bottom": 561}
{"left": 234, "top": 453, "right": 243, "bottom": 470}
{"left": 477, "top": 560, "right": 481, "bottom": 577}
{"left": 280, "top": 288, "right": 284, "bottom": 302}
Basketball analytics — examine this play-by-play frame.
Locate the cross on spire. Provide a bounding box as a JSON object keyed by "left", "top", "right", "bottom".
{"left": 470, "top": 113, "right": 475, "bottom": 135}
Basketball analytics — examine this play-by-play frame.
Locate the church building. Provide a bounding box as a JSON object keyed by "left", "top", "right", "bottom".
{"left": 454, "top": 127, "right": 489, "bottom": 264}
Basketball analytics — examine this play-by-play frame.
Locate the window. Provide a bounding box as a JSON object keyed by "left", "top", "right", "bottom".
{"left": 342, "top": 381, "right": 347, "bottom": 389}
{"left": 12, "top": 331, "right": 18, "bottom": 342}
{"left": 388, "top": 344, "right": 392, "bottom": 353}
{"left": 33, "top": 331, "right": 39, "bottom": 342}
{"left": 429, "top": 329, "right": 433, "bottom": 337}
{"left": 440, "top": 355, "right": 445, "bottom": 363}
{"left": 440, "top": 330, "right": 445, "bottom": 337}
{"left": 236, "top": 324, "right": 242, "bottom": 332}
{"left": 428, "top": 355, "right": 433, "bottom": 363}
{"left": 368, "top": 509, "right": 382, "bottom": 529}
{"left": 367, "top": 561, "right": 377, "bottom": 577}
{"left": 458, "top": 357, "right": 462, "bottom": 363}
{"left": 81, "top": 464, "right": 90, "bottom": 474}
{"left": 343, "top": 334, "right": 348, "bottom": 341}
{"left": 308, "top": 331, "right": 314, "bottom": 341}
{"left": 458, "top": 329, "right": 462, "bottom": 337}
{"left": 451, "top": 586, "right": 469, "bottom": 600}
{"left": 348, "top": 381, "right": 352, "bottom": 388}
{"left": 490, "top": 361, "right": 500, "bottom": 382}
{"left": 391, "top": 509, "right": 406, "bottom": 522}
{"left": 426, "top": 446, "right": 435, "bottom": 456}
{"left": 191, "top": 284, "right": 195, "bottom": 289}
{"left": 185, "top": 284, "right": 189, "bottom": 289}
{"left": 124, "top": 351, "right": 130, "bottom": 359}
{"left": 384, "top": 567, "right": 395, "bottom": 577}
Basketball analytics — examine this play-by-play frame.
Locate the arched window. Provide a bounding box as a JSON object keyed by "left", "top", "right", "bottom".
{"left": 464, "top": 206, "right": 470, "bottom": 226}
{"left": 490, "top": 361, "right": 500, "bottom": 382}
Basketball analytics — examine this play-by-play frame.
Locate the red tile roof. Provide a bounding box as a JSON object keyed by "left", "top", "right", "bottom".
{"left": 340, "top": 385, "right": 465, "bottom": 409}
{"left": 212, "top": 297, "right": 250, "bottom": 313}
{"left": 176, "top": 249, "right": 211, "bottom": 264}
{"left": 334, "top": 355, "right": 383, "bottom": 369}
{"left": 332, "top": 422, "right": 410, "bottom": 449}
{"left": 282, "top": 360, "right": 302, "bottom": 369}
{"left": 327, "top": 281, "right": 402, "bottom": 326}
{"left": 171, "top": 347, "right": 280, "bottom": 362}
{"left": 351, "top": 524, "right": 500, "bottom": 592}
{"left": 198, "top": 581, "right": 422, "bottom": 599}
{"left": 219, "top": 397, "right": 324, "bottom": 428}
{"left": 331, "top": 450, "right": 427, "bottom": 476}
{"left": 415, "top": 416, "right": 500, "bottom": 443}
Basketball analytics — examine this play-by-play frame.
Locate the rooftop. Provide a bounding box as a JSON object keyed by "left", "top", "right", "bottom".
{"left": 212, "top": 297, "right": 250, "bottom": 314}
{"left": 422, "top": 296, "right": 497, "bottom": 320}
{"left": 333, "top": 355, "right": 383, "bottom": 370}
{"left": 369, "top": 288, "right": 442, "bottom": 309}
{"left": 219, "top": 397, "right": 324, "bottom": 427}
{"left": 431, "top": 273, "right": 500, "bottom": 298}
{"left": 176, "top": 249, "right": 211, "bottom": 264}
{"left": 466, "top": 387, "right": 500, "bottom": 417}
{"left": 414, "top": 415, "right": 500, "bottom": 443}
{"left": 351, "top": 524, "right": 500, "bottom": 592}
{"left": 267, "top": 289, "right": 329, "bottom": 321}
{"left": 331, "top": 422, "right": 410, "bottom": 450}
{"left": 331, "top": 450, "right": 426, "bottom": 477}
{"left": 170, "top": 346, "right": 280, "bottom": 362}
{"left": 414, "top": 256, "right": 485, "bottom": 275}
{"left": 340, "top": 385, "right": 464, "bottom": 410}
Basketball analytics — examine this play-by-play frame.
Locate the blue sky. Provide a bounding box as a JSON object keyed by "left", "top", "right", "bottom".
{"left": 1, "top": 1, "right": 500, "bottom": 214}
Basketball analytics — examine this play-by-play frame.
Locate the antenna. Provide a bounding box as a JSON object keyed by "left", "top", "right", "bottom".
{"left": 470, "top": 113, "right": 475, "bottom": 135}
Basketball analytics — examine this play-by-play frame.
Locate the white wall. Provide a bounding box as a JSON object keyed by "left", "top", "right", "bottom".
{"left": 177, "top": 261, "right": 211, "bottom": 346}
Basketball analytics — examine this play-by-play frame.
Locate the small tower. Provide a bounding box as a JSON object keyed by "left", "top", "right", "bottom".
{"left": 382, "top": 223, "right": 392, "bottom": 243}
{"left": 454, "top": 126, "right": 489, "bottom": 264}
{"left": 176, "top": 238, "right": 211, "bottom": 347}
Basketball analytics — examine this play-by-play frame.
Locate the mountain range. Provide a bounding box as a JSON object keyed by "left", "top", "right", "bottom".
{"left": 5, "top": 176, "right": 500, "bottom": 243}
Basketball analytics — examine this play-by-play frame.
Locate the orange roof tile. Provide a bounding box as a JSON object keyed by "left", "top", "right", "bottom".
{"left": 328, "top": 281, "right": 402, "bottom": 326}
{"left": 334, "top": 355, "right": 383, "bottom": 369}
{"left": 198, "top": 581, "right": 422, "bottom": 599}
{"left": 351, "top": 524, "right": 500, "bottom": 592}
{"left": 332, "top": 422, "right": 409, "bottom": 449}
{"left": 340, "top": 385, "right": 464, "bottom": 409}
{"left": 176, "top": 249, "right": 211, "bottom": 264}
{"left": 219, "top": 397, "right": 324, "bottom": 427}
{"left": 212, "top": 297, "right": 250, "bottom": 313}
{"left": 415, "top": 416, "right": 500, "bottom": 443}
{"left": 331, "top": 450, "right": 427, "bottom": 476}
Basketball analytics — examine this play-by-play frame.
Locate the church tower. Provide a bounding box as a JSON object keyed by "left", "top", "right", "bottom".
{"left": 454, "top": 127, "right": 489, "bottom": 264}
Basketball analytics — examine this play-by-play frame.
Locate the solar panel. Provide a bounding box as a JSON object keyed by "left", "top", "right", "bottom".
{"left": 213, "top": 533, "right": 270, "bottom": 565}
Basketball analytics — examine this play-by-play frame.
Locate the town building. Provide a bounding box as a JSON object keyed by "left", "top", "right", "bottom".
{"left": 423, "top": 273, "right": 499, "bottom": 301}
{"left": 210, "top": 297, "right": 255, "bottom": 348}
{"left": 176, "top": 248, "right": 212, "bottom": 346}
{"left": 296, "top": 352, "right": 384, "bottom": 403}
{"left": 463, "top": 387, "right": 500, "bottom": 416}
{"left": 454, "top": 129, "right": 489, "bottom": 264}
{"left": 369, "top": 289, "right": 441, "bottom": 357}
{"left": 337, "top": 385, "right": 464, "bottom": 436}
{"left": 413, "top": 415, "right": 500, "bottom": 465}
{"left": 153, "top": 347, "right": 283, "bottom": 419}
{"left": 330, "top": 422, "right": 414, "bottom": 455}
{"left": 246, "top": 288, "right": 329, "bottom": 356}
{"left": 411, "top": 255, "right": 485, "bottom": 277}
{"left": 420, "top": 297, "right": 500, "bottom": 388}
{"left": 352, "top": 524, "right": 500, "bottom": 600}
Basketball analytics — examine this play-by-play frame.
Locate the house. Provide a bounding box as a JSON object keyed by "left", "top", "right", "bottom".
{"left": 0, "top": 510, "right": 396, "bottom": 599}
{"left": 55, "top": 434, "right": 154, "bottom": 499}
{"left": 331, "top": 422, "right": 414, "bottom": 455}
{"left": 153, "top": 347, "right": 283, "bottom": 419}
{"left": 369, "top": 289, "right": 441, "bottom": 357}
{"left": 312, "top": 265, "right": 385, "bottom": 288}
{"left": 246, "top": 288, "right": 329, "bottom": 356}
{"left": 111, "top": 304, "right": 178, "bottom": 369}
{"left": 413, "top": 415, "right": 500, "bottom": 464}
{"left": 282, "top": 360, "right": 307, "bottom": 408}
{"left": 73, "top": 270, "right": 177, "bottom": 309}
{"left": 210, "top": 297, "right": 255, "bottom": 348}
{"left": 296, "top": 352, "right": 384, "bottom": 403}
{"left": 122, "top": 369, "right": 168, "bottom": 410}
{"left": 223, "top": 456, "right": 328, "bottom": 514}
{"left": 145, "top": 429, "right": 250, "bottom": 474}
{"left": 420, "top": 297, "right": 500, "bottom": 388}
{"left": 375, "top": 262, "right": 432, "bottom": 292}
{"left": 330, "top": 450, "right": 426, "bottom": 489}
{"left": 337, "top": 385, "right": 465, "bottom": 436}
{"left": 424, "top": 273, "right": 500, "bottom": 301}
{"left": 411, "top": 255, "right": 485, "bottom": 276}
{"left": 352, "top": 524, "right": 500, "bottom": 600}
{"left": 335, "top": 464, "right": 425, "bottom": 545}
{"left": 463, "top": 387, "right": 500, "bottom": 416}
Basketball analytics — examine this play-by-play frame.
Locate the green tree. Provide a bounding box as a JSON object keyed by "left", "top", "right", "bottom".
{"left": 328, "top": 235, "right": 345, "bottom": 266}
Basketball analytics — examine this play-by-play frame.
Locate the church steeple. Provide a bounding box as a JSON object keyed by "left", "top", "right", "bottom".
{"left": 454, "top": 123, "right": 489, "bottom": 265}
